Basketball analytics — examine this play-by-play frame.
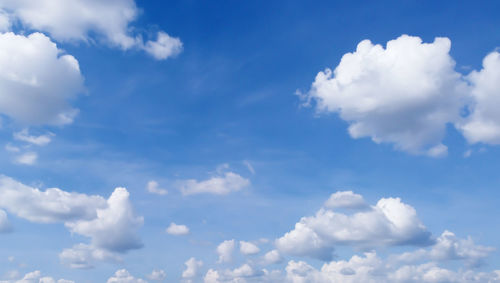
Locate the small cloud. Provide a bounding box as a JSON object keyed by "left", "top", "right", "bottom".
{"left": 14, "top": 152, "right": 37, "bottom": 165}
{"left": 146, "top": 180, "right": 168, "bottom": 195}
{"left": 13, "top": 129, "right": 54, "bottom": 146}
{"left": 243, "top": 160, "right": 255, "bottom": 174}
{"left": 166, "top": 222, "right": 189, "bottom": 236}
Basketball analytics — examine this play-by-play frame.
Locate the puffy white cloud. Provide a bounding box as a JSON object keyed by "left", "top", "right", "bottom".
{"left": 13, "top": 129, "right": 53, "bottom": 146}
{"left": 324, "top": 191, "right": 367, "bottom": 209}
{"left": 106, "top": 269, "right": 146, "bottom": 283}
{"left": 65, "top": 187, "right": 143, "bottom": 252}
{"left": 396, "top": 230, "right": 495, "bottom": 267}
{"left": 146, "top": 180, "right": 168, "bottom": 196}
{"left": 240, "top": 241, "right": 260, "bottom": 255}
{"left": 0, "top": 32, "right": 83, "bottom": 125}
{"left": 13, "top": 152, "right": 37, "bottom": 165}
{"left": 166, "top": 222, "right": 189, "bottom": 236}
{"left": 0, "top": 0, "right": 181, "bottom": 59}
{"left": 458, "top": 51, "right": 500, "bottom": 144}
{"left": 0, "top": 270, "right": 74, "bottom": 283}
{"left": 276, "top": 191, "right": 432, "bottom": 260}
{"left": 217, "top": 240, "right": 236, "bottom": 263}
{"left": 204, "top": 264, "right": 263, "bottom": 283}
{"left": 285, "top": 253, "right": 500, "bottom": 283}
{"left": 262, "top": 250, "right": 283, "bottom": 265}
{"left": 143, "top": 31, "right": 183, "bottom": 60}
{"left": 146, "top": 269, "right": 166, "bottom": 281}
{"left": 179, "top": 172, "right": 250, "bottom": 196}
{"left": 0, "top": 175, "right": 106, "bottom": 223}
{"left": 0, "top": 209, "right": 12, "bottom": 233}
{"left": 182, "top": 257, "right": 203, "bottom": 281}
{"left": 303, "top": 35, "right": 468, "bottom": 156}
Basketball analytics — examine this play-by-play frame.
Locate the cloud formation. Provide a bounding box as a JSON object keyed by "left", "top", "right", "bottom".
{"left": 303, "top": 35, "right": 500, "bottom": 156}
{"left": 166, "top": 222, "right": 190, "bottom": 236}
{"left": 276, "top": 191, "right": 432, "bottom": 260}
{"left": 217, "top": 240, "right": 236, "bottom": 263}
{"left": 179, "top": 172, "right": 250, "bottom": 196}
{"left": 0, "top": 0, "right": 182, "bottom": 60}
{"left": 0, "top": 32, "right": 84, "bottom": 125}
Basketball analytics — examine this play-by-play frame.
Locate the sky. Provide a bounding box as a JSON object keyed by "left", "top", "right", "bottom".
{"left": 0, "top": 0, "right": 500, "bottom": 282}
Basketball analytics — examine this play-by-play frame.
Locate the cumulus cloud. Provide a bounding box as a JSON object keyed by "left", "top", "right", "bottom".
{"left": 0, "top": 0, "right": 182, "bottom": 60}
{"left": 65, "top": 187, "right": 144, "bottom": 252}
{"left": 182, "top": 257, "right": 203, "bottom": 281}
{"left": 106, "top": 269, "right": 146, "bottom": 283}
{"left": 217, "top": 240, "right": 236, "bottom": 263}
{"left": 323, "top": 191, "right": 368, "bottom": 210}
{"left": 0, "top": 175, "right": 143, "bottom": 269}
{"left": 240, "top": 241, "right": 260, "bottom": 255}
{"left": 285, "top": 252, "right": 500, "bottom": 283}
{"left": 13, "top": 129, "right": 53, "bottom": 146}
{"left": 146, "top": 180, "right": 168, "bottom": 196}
{"left": 166, "top": 222, "right": 190, "bottom": 236}
{"left": 0, "top": 209, "right": 12, "bottom": 233}
{"left": 0, "top": 270, "right": 74, "bottom": 283}
{"left": 0, "top": 175, "right": 106, "bottom": 223}
{"left": 396, "top": 230, "right": 495, "bottom": 268}
{"left": 262, "top": 250, "right": 283, "bottom": 265}
{"left": 458, "top": 51, "right": 500, "bottom": 144}
{"left": 179, "top": 172, "right": 250, "bottom": 196}
{"left": 304, "top": 35, "right": 467, "bottom": 156}
{"left": 204, "top": 264, "right": 264, "bottom": 283}
{"left": 147, "top": 269, "right": 166, "bottom": 281}
{"left": 276, "top": 191, "right": 432, "bottom": 260}
{"left": 0, "top": 32, "right": 83, "bottom": 125}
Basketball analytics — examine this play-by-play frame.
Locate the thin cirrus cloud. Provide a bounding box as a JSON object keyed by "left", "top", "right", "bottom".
{"left": 0, "top": 0, "right": 182, "bottom": 60}
{"left": 0, "top": 175, "right": 143, "bottom": 269}
{"left": 302, "top": 34, "right": 500, "bottom": 156}
{"left": 276, "top": 190, "right": 433, "bottom": 261}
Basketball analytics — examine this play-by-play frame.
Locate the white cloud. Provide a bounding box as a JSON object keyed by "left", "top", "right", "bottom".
{"left": 65, "top": 187, "right": 143, "bottom": 252}
{"left": 0, "top": 209, "right": 12, "bottom": 233}
{"left": 276, "top": 191, "right": 432, "bottom": 260}
{"left": 0, "top": 10, "right": 10, "bottom": 31}
{"left": 324, "top": 191, "right": 367, "bottom": 210}
{"left": 13, "top": 129, "right": 53, "bottom": 146}
{"left": 59, "top": 244, "right": 121, "bottom": 269}
{"left": 0, "top": 0, "right": 182, "bottom": 60}
{"left": 146, "top": 180, "right": 168, "bottom": 196}
{"left": 0, "top": 270, "right": 74, "bottom": 283}
{"left": 166, "top": 222, "right": 189, "bottom": 236}
{"left": 106, "top": 269, "right": 146, "bottom": 283}
{"left": 0, "top": 32, "right": 83, "bottom": 125}
{"left": 182, "top": 257, "right": 203, "bottom": 281}
{"left": 284, "top": 252, "right": 500, "bottom": 283}
{"left": 146, "top": 269, "right": 166, "bottom": 281}
{"left": 396, "top": 230, "right": 495, "bottom": 267}
{"left": 458, "top": 51, "right": 500, "bottom": 144}
{"left": 4, "top": 144, "right": 20, "bottom": 152}
{"left": 240, "top": 241, "right": 260, "bottom": 255}
{"left": 217, "top": 240, "right": 236, "bottom": 263}
{"left": 0, "top": 175, "right": 106, "bottom": 223}
{"left": 143, "top": 31, "right": 183, "bottom": 60}
{"left": 13, "top": 152, "right": 37, "bottom": 165}
{"left": 179, "top": 172, "right": 250, "bottom": 196}
{"left": 204, "top": 264, "right": 263, "bottom": 283}
{"left": 303, "top": 35, "right": 468, "bottom": 156}
{"left": 262, "top": 250, "right": 283, "bottom": 265}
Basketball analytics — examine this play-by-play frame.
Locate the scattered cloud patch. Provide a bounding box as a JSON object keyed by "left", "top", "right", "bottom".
{"left": 179, "top": 171, "right": 250, "bottom": 196}
{"left": 147, "top": 269, "right": 166, "bottom": 281}
{"left": 0, "top": 209, "right": 12, "bottom": 233}
{"left": 166, "top": 222, "right": 189, "bottom": 236}
{"left": 146, "top": 180, "right": 168, "bottom": 196}
{"left": 276, "top": 191, "right": 432, "bottom": 260}
{"left": 182, "top": 257, "right": 203, "bottom": 282}
{"left": 217, "top": 240, "right": 236, "bottom": 263}
{"left": 240, "top": 241, "right": 260, "bottom": 255}
{"left": 324, "top": 191, "right": 367, "bottom": 210}
{"left": 13, "top": 129, "right": 53, "bottom": 146}
{"left": 107, "top": 269, "right": 146, "bottom": 283}
{"left": 13, "top": 152, "right": 37, "bottom": 165}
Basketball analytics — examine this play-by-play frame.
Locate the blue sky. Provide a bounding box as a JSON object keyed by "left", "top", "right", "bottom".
{"left": 1, "top": 1, "right": 500, "bottom": 282}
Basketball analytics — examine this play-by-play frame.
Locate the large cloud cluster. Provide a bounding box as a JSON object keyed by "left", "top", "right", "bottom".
{"left": 304, "top": 35, "right": 500, "bottom": 156}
